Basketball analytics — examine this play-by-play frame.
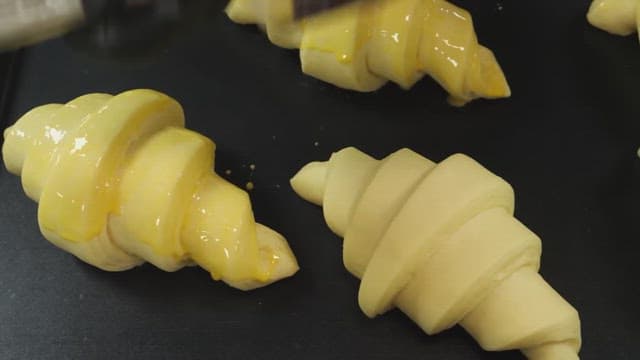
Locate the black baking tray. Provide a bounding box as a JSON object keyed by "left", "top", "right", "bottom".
{"left": 1, "top": 1, "right": 639, "bottom": 359}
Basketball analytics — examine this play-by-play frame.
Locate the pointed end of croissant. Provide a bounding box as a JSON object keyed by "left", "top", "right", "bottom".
{"left": 225, "top": 224, "right": 299, "bottom": 291}
{"left": 586, "top": 1, "right": 606, "bottom": 29}
{"left": 450, "top": 46, "right": 511, "bottom": 107}
{"left": 586, "top": 0, "right": 638, "bottom": 36}
{"left": 2, "top": 124, "right": 28, "bottom": 176}
{"left": 257, "top": 223, "right": 299, "bottom": 282}
{"left": 476, "top": 46, "right": 511, "bottom": 99}
{"left": 225, "top": 0, "right": 257, "bottom": 24}
{"left": 290, "top": 161, "right": 328, "bottom": 206}
{"left": 2, "top": 125, "right": 14, "bottom": 172}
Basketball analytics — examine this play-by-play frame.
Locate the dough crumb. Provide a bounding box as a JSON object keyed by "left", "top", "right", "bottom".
{"left": 246, "top": 181, "right": 254, "bottom": 191}
{"left": 225, "top": 169, "right": 232, "bottom": 175}
{"left": 249, "top": 164, "right": 256, "bottom": 171}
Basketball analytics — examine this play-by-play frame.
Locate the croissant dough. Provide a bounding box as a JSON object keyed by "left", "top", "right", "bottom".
{"left": 290, "top": 147, "right": 581, "bottom": 359}
{"left": 587, "top": 0, "right": 640, "bottom": 39}
{"left": 225, "top": 0, "right": 510, "bottom": 106}
{"left": 2, "top": 89, "right": 298, "bottom": 290}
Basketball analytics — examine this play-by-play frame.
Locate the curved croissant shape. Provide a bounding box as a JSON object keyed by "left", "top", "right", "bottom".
{"left": 2, "top": 89, "right": 298, "bottom": 290}
{"left": 290, "top": 147, "right": 581, "bottom": 359}
{"left": 587, "top": 0, "right": 640, "bottom": 40}
{"left": 225, "top": 0, "right": 510, "bottom": 106}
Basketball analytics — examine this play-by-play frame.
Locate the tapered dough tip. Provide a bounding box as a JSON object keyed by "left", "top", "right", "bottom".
{"left": 586, "top": 0, "right": 638, "bottom": 36}
{"left": 585, "top": 1, "right": 605, "bottom": 27}
{"left": 225, "top": 224, "right": 300, "bottom": 291}
{"left": 451, "top": 46, "right": 511, "bottom": 106}
{"left": 257, "top": 223, "right": 299, "bottom": 281}
{"left": 475, "top": 46, "right": 511, "bottom": 98}
{"left": 1, "top": 126, "right": 13, "bottom": 172}
{"left": 225, "top": 0, "right": 254, "bottom": 24}
{"left": 290, "top": 161, "right": 328, "bottom": 206}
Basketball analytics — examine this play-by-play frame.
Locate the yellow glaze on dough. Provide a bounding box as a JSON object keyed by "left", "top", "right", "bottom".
{"left": 226, "top": 0, "right": 510, "bottom": 105}
{"left": 290, "top": 147, "right": 581, "bottom": 359}
{"left": 587, "top": 0, "right": 640, "bottom": 39}
{"left": 2, "top": 89, "right": 298, "bottom": 291}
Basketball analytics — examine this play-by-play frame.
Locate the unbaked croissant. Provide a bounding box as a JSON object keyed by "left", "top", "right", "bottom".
{"left": 225, "top": 0, "right": 510, "bottom": 106}
{"left": 290, "top": 147, "right": 581, "bottom": 359}
{"left": 587, "top": 0, "right": 640, "bottom": 40}
{"left": 2, "top": 89, "right": 298, "bottom": 290}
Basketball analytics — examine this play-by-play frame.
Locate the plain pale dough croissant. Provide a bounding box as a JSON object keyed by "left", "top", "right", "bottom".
{"left": 587, "top": 0, "right": 640, "bottom": 40}
{"left": 225, "top": 0, "right": 510, "bottom": 106}
{"left": 2, "top": 89, "right": 298, "bottom": 290}
{"left": 290, "top": 147, "right": 581, "bottom": 359}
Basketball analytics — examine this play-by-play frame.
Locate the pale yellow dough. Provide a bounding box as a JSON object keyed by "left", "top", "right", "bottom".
{"left": 2, "top": 89, "right": 298, "bottom": 291}
{"left": 587, "top": 0, "right": 640, "bottom": 40}
{"left": 290, "top": 147, "right": 581, "bottom": 359}
{"left": 225, "top": 0, "right": 510, "bottom": 105}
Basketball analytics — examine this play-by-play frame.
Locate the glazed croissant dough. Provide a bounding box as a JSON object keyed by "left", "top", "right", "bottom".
{"left": 225, "top": 0, "right": 510, "bottom": 105}
{"left": 1, "top": 89, "right": 298, "bottom": 291}
{"left": 588, "top": 0, "right": 640, "bottom": 39}
{"left": 291, "top": 147, "right": 581, "bottom": 359}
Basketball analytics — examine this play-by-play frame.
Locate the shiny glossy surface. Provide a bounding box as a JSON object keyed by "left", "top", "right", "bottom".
{"left": 182, "top": 173, "right": 264, "bottom": 283}
{"left": 2, "top": 90, "right": 297, "bottom": 289}
{"left": 227, "top": 0, "right": 510, "bottom": 105}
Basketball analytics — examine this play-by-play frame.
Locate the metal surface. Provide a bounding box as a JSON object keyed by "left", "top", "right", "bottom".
{"left": 1, "top": 1, "right": 639, "bottom": 359}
